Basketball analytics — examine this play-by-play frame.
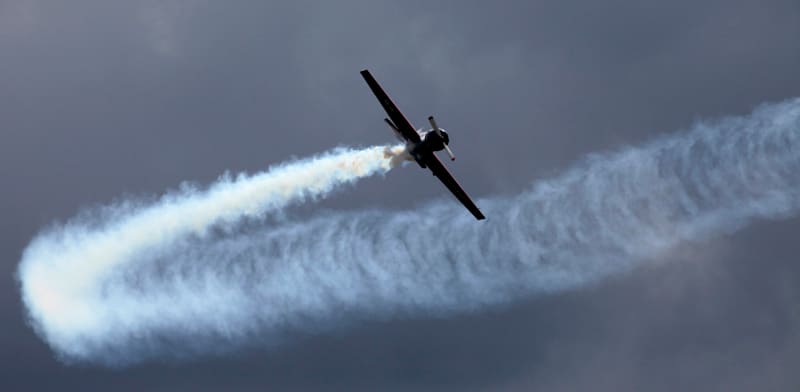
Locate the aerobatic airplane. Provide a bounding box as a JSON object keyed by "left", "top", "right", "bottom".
{"left": 360, "top": 69, "right": 485, "bottom": 220}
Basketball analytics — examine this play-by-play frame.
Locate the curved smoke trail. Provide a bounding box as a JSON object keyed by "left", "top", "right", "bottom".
{"left": 17, "top": 99, "right": 800, "bottom": 365}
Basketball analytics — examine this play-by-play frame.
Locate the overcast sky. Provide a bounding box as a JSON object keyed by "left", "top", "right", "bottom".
{"left": 2, "top": 1, "right": 800, "bottom": 390}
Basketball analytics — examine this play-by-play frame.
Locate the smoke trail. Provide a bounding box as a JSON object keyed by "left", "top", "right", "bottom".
{"left": 17, "top": 99, "right": 800, "bottom": 365}
{"left": 18, "top": 145, "right": 408, "bottom": 362}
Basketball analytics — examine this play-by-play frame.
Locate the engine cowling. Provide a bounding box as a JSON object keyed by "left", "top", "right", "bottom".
{"left": 422, "top": 128, "right": 449, "bottom": 152}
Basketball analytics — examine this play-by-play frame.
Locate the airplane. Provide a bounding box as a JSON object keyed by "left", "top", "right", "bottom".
{"left": 360, "top": 69, "right": 486, "bottom": 220}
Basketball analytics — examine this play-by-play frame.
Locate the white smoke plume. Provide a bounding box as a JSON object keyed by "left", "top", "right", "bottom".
{"left": 17, "top": 99, "right": 800, "bottom": 365}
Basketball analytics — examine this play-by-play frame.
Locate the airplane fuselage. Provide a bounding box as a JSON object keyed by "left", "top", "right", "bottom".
{"left": 407, "top": 128, "right": 450, "bottom": 168}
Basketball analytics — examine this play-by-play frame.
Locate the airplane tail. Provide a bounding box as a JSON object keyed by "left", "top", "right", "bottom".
{"left": 384, "top": 118, "right": 406, "bottom": 143}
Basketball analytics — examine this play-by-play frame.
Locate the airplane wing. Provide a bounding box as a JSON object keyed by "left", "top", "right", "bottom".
{"left": 360, "top": 69, "right": 421, "bottom": 143}
{"left": 421, "top": 152, "right": 486, "bottom": 220}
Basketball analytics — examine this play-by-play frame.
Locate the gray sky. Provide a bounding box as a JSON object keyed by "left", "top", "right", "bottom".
{"left": 2, "top": 1, "right": 800, "bottom": 390}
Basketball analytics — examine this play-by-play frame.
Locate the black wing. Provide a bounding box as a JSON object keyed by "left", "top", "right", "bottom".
{"left": 360, "top": 69, "right": 421, "bottom": 143}
{"left": 421, "top": 152, "right": 486, "bottom": 220}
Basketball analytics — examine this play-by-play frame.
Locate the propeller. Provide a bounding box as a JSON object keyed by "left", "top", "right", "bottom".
{"left": 428, "top": 116, "right": 455, "bottom": 161}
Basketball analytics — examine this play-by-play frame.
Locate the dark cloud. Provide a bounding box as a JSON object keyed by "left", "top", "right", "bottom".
{"left": 2, "top": 0, "right": 799, "bottom": 390}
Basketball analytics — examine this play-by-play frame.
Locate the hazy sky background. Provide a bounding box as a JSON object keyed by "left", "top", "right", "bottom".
{"left": 2, "top": 1, "right": 800, "bottom": 390}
